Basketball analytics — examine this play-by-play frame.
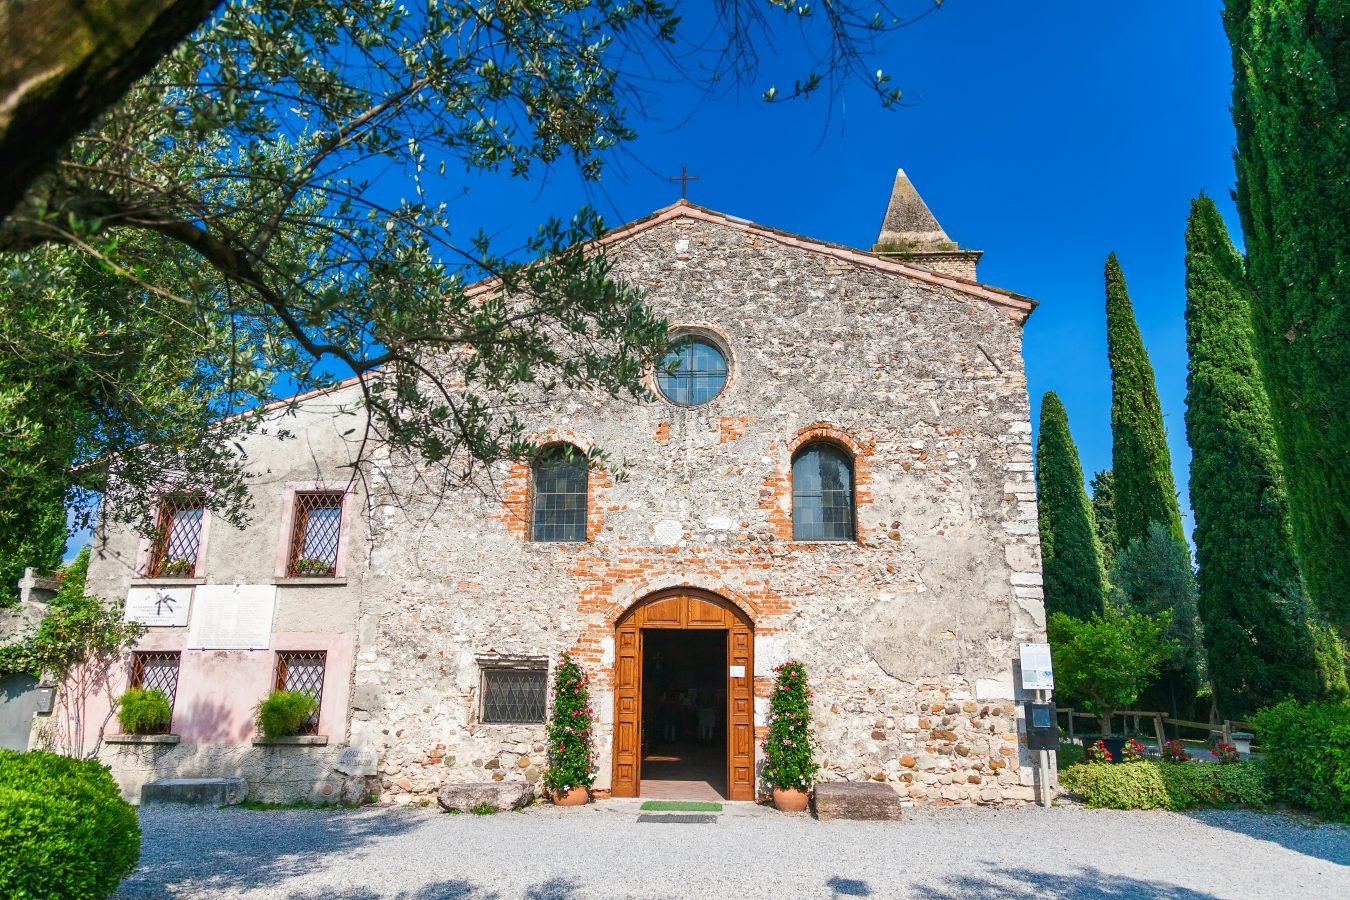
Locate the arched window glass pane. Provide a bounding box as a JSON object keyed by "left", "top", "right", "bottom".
{"left": 656, "top": 337, "right": 728, "bottom": 406}
{"left": 792, "top": 444, "right": 856, "bottom": 541}
{"left": 532, "top": 449, "right": 588, "bottom": 542}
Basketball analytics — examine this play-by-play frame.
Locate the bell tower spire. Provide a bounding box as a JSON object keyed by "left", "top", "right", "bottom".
{"left": 872, "top": 169, "right": 983, "bottom": 280}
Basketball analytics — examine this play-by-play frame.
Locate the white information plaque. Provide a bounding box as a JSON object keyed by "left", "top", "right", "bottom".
{"left": 187, "top": 584, "right": 276, "bottom": 650}
{"left": 1020, "top": 642, "right": 1055, "bottom": 691}
{"left": 124, "top": 586, "right": 192, "bottom": 627}
{"left": 729, "top": 665, "right": 746, "bottom": 678}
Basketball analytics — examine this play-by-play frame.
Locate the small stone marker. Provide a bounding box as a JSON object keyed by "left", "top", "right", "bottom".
{"left": 334, "top": 746, "right": 378, "bottom": 777}
{"left": 812, "top": 783, "right": 902, "bottom": 821}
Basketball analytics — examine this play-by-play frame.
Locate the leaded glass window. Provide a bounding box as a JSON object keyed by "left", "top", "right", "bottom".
{"left": 656, "top": 337, "right": 729, "bottom": 406}
{"left": 287, "top": 491, "right": 343, "bottom": 576}
{"left": 792, "top": 443, "right": 856, "bottom": 541}
{"left": 147, "top": 497, "right": 204, "bottom": 577}
{"left": 275, "top": 651, "right": 326, "bottom": 735}
{"left": 481, "top": 667, "right": 547, "bottom": 724}
{"left": 532, "top": 448, "right": 588, "bottom": 542}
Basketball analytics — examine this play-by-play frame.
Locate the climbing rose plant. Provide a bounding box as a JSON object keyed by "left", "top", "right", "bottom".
{"left": 542, "top": 654, "right": 594, "bottom": 794}
{"left": 760, "top": 660, "right": 819, "bottom": 792}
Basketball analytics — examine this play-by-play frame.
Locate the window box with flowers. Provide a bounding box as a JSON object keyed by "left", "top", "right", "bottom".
{"left": 760, "top": 660, "right": 819, "bottom": 812}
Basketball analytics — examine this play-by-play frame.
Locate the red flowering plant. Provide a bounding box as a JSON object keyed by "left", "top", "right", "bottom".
{"left": 1161, "top": 740, "right": 1190, "bottom": 764}
{"left": 1120, "top": 738, "right": 1145, "bottom": 762}
{"left": 1085, "top": 740, "right": 1114, "bottom": 764}
{"left": 542, "top": 653, "right": 595, "bottom": 794}
{"left": 759, "top": 660, "right": 819, "bottom": 792}
{"left": 1210, "top": 742, "right": 1240, "bottom": 765}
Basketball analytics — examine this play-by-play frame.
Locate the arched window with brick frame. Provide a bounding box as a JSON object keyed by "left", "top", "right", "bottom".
{"left": 791, "top": 442, "right": 856, "bottom": 541}
{"left": 531, "top": 445, "right": 589, "bottom": 542}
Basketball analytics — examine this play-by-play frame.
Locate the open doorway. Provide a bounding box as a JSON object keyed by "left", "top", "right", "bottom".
{"left": 640, "top": 629, "right": 727, "bottom": 800}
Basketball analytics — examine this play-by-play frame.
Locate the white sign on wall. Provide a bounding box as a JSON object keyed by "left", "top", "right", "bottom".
{"left": 1020, "top": 642, "right": 1055, "bottom": 691}
{"left": 124, "top": 586, "right": 193, "bottom": 627}
{"left": 187, "top": 584, "right": 277, "bottom": 650}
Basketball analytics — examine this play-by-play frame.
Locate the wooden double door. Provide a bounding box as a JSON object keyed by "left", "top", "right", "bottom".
{"left": 612, "top": 589, "right": 755, "bottom": 800}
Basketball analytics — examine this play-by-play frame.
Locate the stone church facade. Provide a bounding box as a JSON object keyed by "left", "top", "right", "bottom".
{"left": 76, "top": 171, "right": 1047, "bottom": 807}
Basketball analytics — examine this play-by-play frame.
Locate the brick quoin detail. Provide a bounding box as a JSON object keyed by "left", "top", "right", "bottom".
{"left": 761, "top": 423, "right": 876, "bottom": 543}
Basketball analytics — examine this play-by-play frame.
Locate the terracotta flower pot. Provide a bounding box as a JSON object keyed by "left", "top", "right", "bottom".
{"left": 772, "top": 787, "right": 809, "bottom": 812}
{"left": 550, "top": 786, "right": 590, "bottom": 807}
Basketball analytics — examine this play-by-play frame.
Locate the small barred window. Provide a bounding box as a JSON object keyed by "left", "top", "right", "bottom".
{"left": 287, "top": 491, "right": 344, "bottom": 577}
{"left": 275, "top": 651, "right": 326, "bottom": 735}
{"left": 130, "top": 651, "right": 181, "bottom": 732}
{"left": 481, "top": 667, "right": 547, "bottom": 724}
{"left": 148, "top": 497, "right": 204, "bottom": 577}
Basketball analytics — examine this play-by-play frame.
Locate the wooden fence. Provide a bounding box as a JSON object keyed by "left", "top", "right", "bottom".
{"left": 1056, "top": 708, "right": 1255, "bottom": 749}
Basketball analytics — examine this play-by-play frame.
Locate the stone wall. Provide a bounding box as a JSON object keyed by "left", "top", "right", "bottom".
{"left": 351, "top": 212, "right": 1045, "bottom": 807}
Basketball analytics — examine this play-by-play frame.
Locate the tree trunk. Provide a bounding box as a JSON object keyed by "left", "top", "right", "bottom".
{"left": 0, "top": 0, "right": 219, "bottom": 219}
{"left": 1098, "top": 713, "right": 1113, "bottom": 739}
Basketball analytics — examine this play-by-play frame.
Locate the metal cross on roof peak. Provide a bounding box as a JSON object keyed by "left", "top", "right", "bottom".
{"left": 669, "top": 165, "right": 699, "bottom": 200}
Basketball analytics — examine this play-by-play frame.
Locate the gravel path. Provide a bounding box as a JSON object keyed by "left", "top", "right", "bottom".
{"left": 118, "top": 800, "right": 1349, "bottom": 899}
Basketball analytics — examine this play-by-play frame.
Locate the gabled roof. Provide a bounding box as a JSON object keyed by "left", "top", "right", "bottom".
{"left": 586, "top": 200, "right": 1037, "bottom": 322}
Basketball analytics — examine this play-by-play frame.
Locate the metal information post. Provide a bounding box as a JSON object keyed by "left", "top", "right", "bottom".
{"left": 1020, "top": 642, "right": 1056, "bottom": 808}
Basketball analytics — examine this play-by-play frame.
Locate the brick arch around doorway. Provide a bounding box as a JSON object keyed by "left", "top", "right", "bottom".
{"left": 611, "top": 588, "right": 755, "bottom": 801}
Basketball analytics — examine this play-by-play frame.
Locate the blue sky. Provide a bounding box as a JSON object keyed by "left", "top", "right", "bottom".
{"left": 441, "top": 0, "right": 1239, "bottom": 540}
{"left": 67, "top": 1, "right": 1236, "bottom": 558}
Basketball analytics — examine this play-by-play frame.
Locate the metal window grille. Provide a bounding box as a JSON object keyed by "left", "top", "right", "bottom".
{"left": 148, "top": 497, "right": 204, "bottom": 577}
{"left": 481, "top": 667, "right": 547, "bottom": 724}
{"left": 275, "top": 651, "right": 326, "bottom": 735}
{"left": 130, "top": 651, "right": 181, "bottom": 732}
{"left": 287, "top": 492, "right": 344, "bottom": 576}
{"left": 656, "top": 337, "right": 729, "bottom": 406}
{"left": 792, "top": 443, "right": 857, "bottom": 541}
{"left": 532, "top": 450, "right": 588, "bottom": 542}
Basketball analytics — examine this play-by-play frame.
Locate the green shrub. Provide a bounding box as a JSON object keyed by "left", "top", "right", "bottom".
{"left": 1056, "top": 742, "right": 1085, "bottom": 770}
{"left": 0, "top": 750, "right": 140, "bottom": 898}
{"left": 1252, "top": 699, "right": 1350, "bottom": 822}
{"left": 117, "top": 688, "right": 172, "bottom": 734}
{"left": 1060, "top": 759, "right": 1270, "bottom": 811}
{"left": 257, "top": 690, "right": 318, "bottom": 738}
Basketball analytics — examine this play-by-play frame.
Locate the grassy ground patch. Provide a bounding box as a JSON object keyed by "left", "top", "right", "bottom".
{"left": 638, "top": 800, "right": 723, "bottom": 812}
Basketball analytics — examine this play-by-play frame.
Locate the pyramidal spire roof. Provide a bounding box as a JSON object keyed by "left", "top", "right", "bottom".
{"left": 874, "top": 168, "right": 954, "bottom": 252}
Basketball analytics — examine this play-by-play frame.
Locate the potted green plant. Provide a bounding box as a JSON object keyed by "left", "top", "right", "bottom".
{"left": 760, "top": 660, "right": 819, "bottom": 811}
{"left": 1048, "top": 607, "right": 1176, "bottom": 762}
{"left": 542, "top": 653, "right": 593, "bottom": 806}
{"left": 117, "top": 687, "right": 173, "bottom": 735}
{"left": 256, "top": 689, "right": 318, "bottom": 738}
{"left": 293, "top": 557, "right": 334, "bottom": 576}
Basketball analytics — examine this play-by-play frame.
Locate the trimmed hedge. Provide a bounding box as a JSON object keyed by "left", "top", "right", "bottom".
{"left": 0, "top": 750, "right": 140, "bottom": 898}
{"left": 1061, "top": 760, "right": 1270, "bottom": 811}
{"left": 1252, "top": 699, "right": 1350, "bottom": 822}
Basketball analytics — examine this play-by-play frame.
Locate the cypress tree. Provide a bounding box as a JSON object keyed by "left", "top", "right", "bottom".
{"left": 1089, "top": 469, "right": 1118, "bottom": 573}
{"left": 1105, "top": 253, "right": 1188, "bottom": 554}
{"left": 1184, "top": 195, "right": 1325, "bottom": 715}
{"left": 1226, "top": 1, "right": 1350, "bottom": 634}
{"left": 1035, "top": 392, "right": 1108, "bottom": 619}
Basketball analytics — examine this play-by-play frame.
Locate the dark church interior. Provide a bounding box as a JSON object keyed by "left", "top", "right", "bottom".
{"left": 640, "top": 629, "right": 728, "bottom": 798}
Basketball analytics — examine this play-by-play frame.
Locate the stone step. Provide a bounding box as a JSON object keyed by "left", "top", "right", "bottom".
{"left": 141, "top": 777, "right": 249, "bottom": 807}
{"left": 813, "top": 783, "right": 902, "bottom": 821}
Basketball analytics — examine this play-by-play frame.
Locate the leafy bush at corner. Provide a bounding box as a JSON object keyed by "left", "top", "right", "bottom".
{"left": 1061, "top": 759, "right": 1270, "bottom": 811}
{"left": 543, "top": 653, "right": 595, "bottom": 794}
{"left": 760, "top": 660, "right": 819, "bottom": 791}
{"left": 0, "top": 750, "right": 140, "bottom": 899}
{"left": 117, "top": 688, "right": 172, "bottom": 734}
{"left": 1252, "top": 699, "right": 1350, "bottom": 822}
{"left": 257, "top": 690, "right": 318, "bottom": 738}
